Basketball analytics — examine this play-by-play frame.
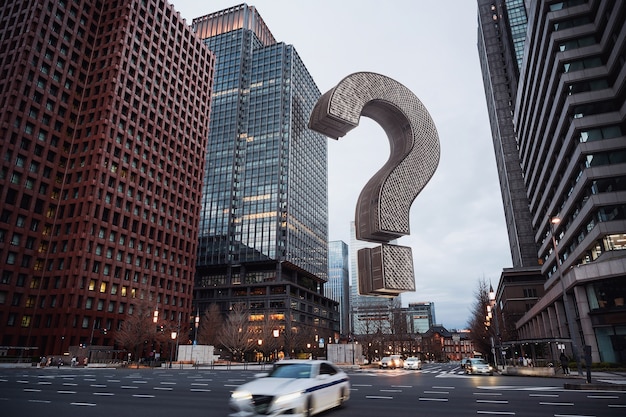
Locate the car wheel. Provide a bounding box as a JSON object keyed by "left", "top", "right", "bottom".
{"left": 304, "top": 396, "right": 314, "bottom": 417}
{"left": 338, "top": 387, "right": 347, "bottom": 408}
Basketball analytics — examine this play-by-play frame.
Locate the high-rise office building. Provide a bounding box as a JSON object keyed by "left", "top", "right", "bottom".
{"left": 0, "top": 0, "right": 214, "bottom": 356}
{"left": 327, "top": 241, "right": 350, "bottom": 335}
{"left": 479, "top": 0, "right": 626, "bottom": 363}
{"left": 191, "top": 4, "right": 339, "bottom": 347}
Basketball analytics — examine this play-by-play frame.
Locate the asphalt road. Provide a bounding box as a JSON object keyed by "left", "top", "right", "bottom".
{"left": 1, "top": 363, "right": 625, "bottom": 417}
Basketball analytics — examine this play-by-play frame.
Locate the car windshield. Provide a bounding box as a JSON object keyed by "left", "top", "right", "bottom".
{"left": 470, "top": 359, "right": 487, "bottom": 364}
{"left": 268, "top": 363, "right": 312, "bottom": 379}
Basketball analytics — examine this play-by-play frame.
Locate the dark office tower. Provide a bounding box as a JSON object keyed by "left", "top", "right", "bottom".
{"left": 480, "top": 0, "right": 626, "bottom": 364}
{"left": 0, "top": 0, "right": 214, "bottom": 358}
{"left": 478, "top": 0, "right": 538, "bottom": 268}
{"left": 191, "top": 4, "right": 339, "bottom": 347}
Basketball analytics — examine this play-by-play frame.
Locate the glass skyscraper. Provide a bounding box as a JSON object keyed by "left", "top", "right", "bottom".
{"left": 191, "top": 4, "right": 339, "bottom": 345}
{"left": 327, "top": 241, "right": 350, "bottom": 335}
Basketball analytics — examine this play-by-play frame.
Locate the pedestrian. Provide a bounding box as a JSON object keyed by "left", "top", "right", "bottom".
{"left": 559, "top": 352, "right": 569, "bottom": 375}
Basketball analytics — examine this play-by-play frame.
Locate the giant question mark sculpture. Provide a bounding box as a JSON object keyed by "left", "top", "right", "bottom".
{"left": 309, "top": 72, "right": 440, "bottom": 296}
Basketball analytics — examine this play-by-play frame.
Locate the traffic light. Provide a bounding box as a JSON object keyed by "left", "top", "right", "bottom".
{"left": 156, "top": 325, "right": 164, "bottom": 333}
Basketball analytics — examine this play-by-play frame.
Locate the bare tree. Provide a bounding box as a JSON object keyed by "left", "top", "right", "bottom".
{"left": 255, "top": 315, "right": 282, "bottom": 361}
{"left": 467, "top": 277, "right": 491, "bottom": 356}
{"left": 218, "top": 303, "right": 255, "bottom": 361}
{"left": 282, "top": 323, "right": 308, "bottom": 358}
{"left": 198, "top": 303, "right": 223, "bottom": 346}
{"left": 115, "top": 298, "right": 157, "bottom": 366}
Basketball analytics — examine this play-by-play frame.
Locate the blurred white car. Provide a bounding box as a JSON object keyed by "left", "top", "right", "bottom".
{"left": 229, "top": 359, "right": 350, "bottom": 417}
{"left": 403, "top": 357, "right": 422, "bottom": 370}
{"left": 464, "top": 358, "right": 493, "bottom": 375}
{"left": 379, "top": 355, "right": 403, "bottom": 369}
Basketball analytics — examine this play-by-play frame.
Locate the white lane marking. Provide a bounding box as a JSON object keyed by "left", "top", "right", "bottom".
{"left": 28, "top": 400, "right": 51, "bottom": 403}
{"left": 154, "top": 387, "right": 172, "bottom": 391}
{"left": 476, "top": 399, "right": 509, "bottom": 404}
{"left": 476, "top": 412, "right": 515, "bottom": 415}
{"left": 366, "top": 395, "right": 393, "bottom": 400}
{"left": 57, "top": 390, "right": 77, "bottom": 394}
{"left": 539, "top": 402, "right": 574, "bottom": 406}
{"left": 132, "top": 394, "right": 155, "bottom": 398}
{"left": 418, "top": 397, "right": 448, "bottom": 402}
{"left": 71, "top": 402, "right": 96, "bottom": 406}
{"left": 190, "top": 388, "right": 211, "bottom": 392}
{"left": 587, "top": 395, "right": 618, "bottom": 399}
{"left": 23, "top": 389, "right": 41, "bottom": 392}
{"left": 432, "top": 386, "right": 455, "bottom": 389}
{"left": 93, "top": 392, "right": 114, "bottom": 396}
{"left": 529, "top": 393, "right": 558, "bottom": 397}
{"left": 121, "top": 386, "right": 138, "bottom": 389}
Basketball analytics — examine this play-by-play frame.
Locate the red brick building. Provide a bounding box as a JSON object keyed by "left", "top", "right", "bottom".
{"left": 0, "top": 0, "right": 214, "bottom": 358}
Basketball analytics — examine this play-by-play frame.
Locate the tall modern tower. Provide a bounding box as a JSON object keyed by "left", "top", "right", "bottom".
{"left": 0, "top": 0, "right": 214, "bottom": 356}
{"left": 478, "top": 0, "right": 537, "bottom": 268}
{"left": 327, "top": 241, "right": 350, "bottom": 336}
{"left": 479, "top": 0, "right": 626, "bottom": 363}
{"left": 191, "top": 4, "right": 339, "bottom": 345}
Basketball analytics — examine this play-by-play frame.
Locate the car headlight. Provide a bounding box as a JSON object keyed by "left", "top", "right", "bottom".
{"left": 275, "top": 391, "right": 303, "bottom": 404}
{"left": 231, "top": 390, "right": 252, "bottom": 401}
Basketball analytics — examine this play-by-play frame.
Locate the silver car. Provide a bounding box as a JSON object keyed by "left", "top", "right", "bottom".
{"left": 229, "top": 359, "right": 350, "bottom": 417}
{"left": 403, "top": 357, "right": 422, "bottom": 370}
{"left": 464, "top": 358, "right": 493, "bottom": 375}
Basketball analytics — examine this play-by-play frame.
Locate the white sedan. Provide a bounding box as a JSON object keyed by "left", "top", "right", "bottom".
{"left": 229, "top": 359, "right": 350, "bottom": 417}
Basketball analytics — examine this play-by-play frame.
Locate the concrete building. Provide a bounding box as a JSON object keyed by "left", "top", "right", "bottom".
{"left": 0, "top": 0, "right": 214, "bottom": 356}
{"left": 191, "top": 4, "right": 339, "bottom": 349}
{"left": 478, "top": 0, "right": 626, "bottom": 364}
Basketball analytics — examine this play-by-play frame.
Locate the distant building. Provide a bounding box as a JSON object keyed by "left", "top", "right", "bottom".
{"left": 327, "top": 241, "right": 350, "bottom": 336}
{"left": 0, "top": 0, "right": 214, "bottom": 356}
{"left": 349, "top": 221, "right": 397, "bottom": 334}
{"left": 406, "top": 302, "right": 436, "bottom": 334}
{"left": 191, "top": 4, "right": 339, "bottom": 349}
{"left": 419, "top": 325, "right": 474, "bottom": 362}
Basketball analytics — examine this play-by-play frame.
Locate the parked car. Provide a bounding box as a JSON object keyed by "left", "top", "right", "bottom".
{"left": 229, "top": 359, "right": 350, "bottom": 417}
{"left": 403, "top": 357, "right": 422, "bottom": 370}
{"left": 464, "top": 358, "right": 493, "bottom": 375}
{"left": 379, "top": 355, "right": 403, "bottom": 369}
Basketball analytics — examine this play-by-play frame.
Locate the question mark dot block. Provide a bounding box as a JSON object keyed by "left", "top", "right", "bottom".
{"left": 357, "top": 244, "right": 415, "bottom": 297}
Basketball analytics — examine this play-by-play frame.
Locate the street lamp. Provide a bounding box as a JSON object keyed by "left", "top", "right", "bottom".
{"left": 170, "top": 331, "right": 177, "bottom": 368}
{"left": 549, "top": 216, "right": 583, "bottom": 376}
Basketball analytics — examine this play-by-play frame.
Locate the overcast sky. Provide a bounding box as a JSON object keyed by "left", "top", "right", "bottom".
{"left": 170, "top": 0, "right": 513, "bottom": 329}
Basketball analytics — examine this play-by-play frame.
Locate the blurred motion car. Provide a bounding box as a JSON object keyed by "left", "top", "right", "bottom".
{"left": 403, "top": 357, "right": 422, "bottom": 370}
{"left": 464, "top": 358, "right": 493, "bottom": 375}
{"left": 379, "top": 355, "right": 403, "bottom": 369}
{"left": 229, "top": 359, "right": 350, "bottom": 417}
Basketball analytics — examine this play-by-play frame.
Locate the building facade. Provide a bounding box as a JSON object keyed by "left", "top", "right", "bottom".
{"left": 479, "top": 0, "right": 626, "bottom": 364}
{"left": 191, "top": 4, "right": 339, "bottom": 350}
{"left": 0, "top": 0, "right": 214, "bottom": 356}
{"left": 406, "top": 302, "right": 436, "bottom": 334}
{"left": 327, "top": 241, "right": 350, "bottom": 336}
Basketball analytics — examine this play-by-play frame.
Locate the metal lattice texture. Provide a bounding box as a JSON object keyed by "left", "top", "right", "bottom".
{"left": 357, "top": 244, "right": 415, "bottom": 296}
{"left": 309, "top": 72, "right": 440, "bottom": 243}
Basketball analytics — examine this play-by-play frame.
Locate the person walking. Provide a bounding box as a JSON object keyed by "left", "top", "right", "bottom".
{"left": 559, "top": 352, "right": 569, "bottom": 375}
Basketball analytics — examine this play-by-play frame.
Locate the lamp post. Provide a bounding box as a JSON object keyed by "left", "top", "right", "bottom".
{"left": 549, "top": 216, "right": 583, "bottom": 376}
{"left": 487, "top": 285, "right": 499, "bottom": 370}
{"left": 170, "top": 331, "right": 177, "bottom": 368}
{"left": 273, "top": 329, "right": 280, "bottom": 361}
